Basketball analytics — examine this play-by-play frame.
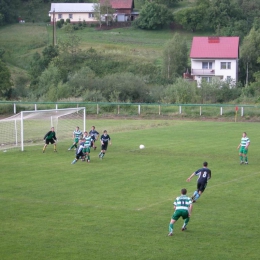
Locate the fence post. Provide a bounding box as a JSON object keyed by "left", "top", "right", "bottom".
{"left": 241, "top": 107, "right": 244, "bottom": 117}
{"left": 118, "top": 105, "right": 120, "bottom": 114}
{"left": 14, "top": 103, "right": 16, "bottom": 114}
{"left": 55, "top": 104, "right": 58, "bottom": 110}
{"left": 159, "top": 105, "right": 161, "bottom": 115}
{"left": 179, "top": 106, "right": 182, "bottom": 114}
{"left": 97, "top": 104, "right": 99, "bottom": 114}
{"left": 35, "top": 104, "right": 37, "bottom": 111}
{"left": 200, "top": 106, "right": 202, "bottom": 116}
{"left": 220, "top": 107, "right": 223, "bottom": 116}
{"left": 138, "top": 105, "right": 141, "bottom": 115}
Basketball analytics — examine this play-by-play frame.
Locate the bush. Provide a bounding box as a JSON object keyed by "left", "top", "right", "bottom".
{"left": 66, "top": 19, "right": 70, "bottom": 24}
{"left": 56, "top": 20, "right": 62, "bottom": 28}
{"left": 73, "top": 24, "right": 79, "bottom": 30}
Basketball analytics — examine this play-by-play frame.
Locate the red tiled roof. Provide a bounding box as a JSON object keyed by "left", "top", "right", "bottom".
{"left": 190, "top": 37, "right": 239, "bottom": 59}
{"left": 100, "top": 0, "right": 134, "bottom": 9}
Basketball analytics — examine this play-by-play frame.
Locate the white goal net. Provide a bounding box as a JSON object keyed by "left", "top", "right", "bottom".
{"left": 0, "top": 107, "right": 86, "bottom": 151}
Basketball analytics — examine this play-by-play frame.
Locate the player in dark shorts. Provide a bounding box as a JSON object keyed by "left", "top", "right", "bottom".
{"left": 43, "top": 127, "right": 57, "bottom": 153}
{"left": 71, "top": 141, "right": 86, "bottom": 164}
{"left": 186, "top": 161, "right": 211, "bottom": 203}
{"left": 89, "top": 126, "right": 99, "bottom": 150}
{"left": 98, "top": 130, "right": 111, "bottom": 159}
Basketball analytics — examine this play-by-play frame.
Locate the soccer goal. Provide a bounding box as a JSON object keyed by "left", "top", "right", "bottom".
{"left": 0, "top": 107, "right": 86, "bottom": 151}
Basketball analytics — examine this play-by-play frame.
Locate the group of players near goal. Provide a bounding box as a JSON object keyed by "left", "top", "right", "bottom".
{"left": 42, "top": 127, "right": 250, "bottom": 236}
{"left": 42, "top": 125, "right": 111, "bottom": 164}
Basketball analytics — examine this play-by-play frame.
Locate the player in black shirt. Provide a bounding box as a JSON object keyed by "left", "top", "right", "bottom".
{"left": 98, "top": 130, "right": 111, "bottom": 159}
{"left": 186, "top": 161, "right": 211, "bottom": 203}
{"left": 89, "top": 126, "right": 99, "bottom": 150}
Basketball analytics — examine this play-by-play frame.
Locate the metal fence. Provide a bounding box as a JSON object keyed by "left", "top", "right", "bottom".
{"left": 0, "top": 101, "right": 260, "bottom": 120}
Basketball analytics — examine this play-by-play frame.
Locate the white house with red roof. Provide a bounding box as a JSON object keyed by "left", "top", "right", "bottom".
{"left": 49, "top": 3, "right": 97, "bottom": 23}
{"left": 49, "top": 1, "right": 137, "bottom": 24}
{"left": 190, "top": 36, "right": 239, "bottom": 86}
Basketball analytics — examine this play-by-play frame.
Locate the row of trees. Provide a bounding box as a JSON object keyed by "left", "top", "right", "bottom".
{"left": 134, "top": 0, "right": 260, "bottom": 39}
{"left": 174, "top": 0, "right": 260, "bottom": 38}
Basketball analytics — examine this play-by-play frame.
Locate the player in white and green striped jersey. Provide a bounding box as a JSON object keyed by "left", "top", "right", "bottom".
{"left": 83, "top": 131, "right": 93, "bottom": 163}
{"left": 168, "top": 188, "right": 193, "bottom": 236}
{"left": 68, "top": 126, "right": 83, "bottom": 151}
{"left": 237, "top": 132, "right": 250, "bottom": 164}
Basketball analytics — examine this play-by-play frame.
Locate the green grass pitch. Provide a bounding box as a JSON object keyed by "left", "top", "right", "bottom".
{"left": 1, "top": 119, "right": 260, "bottom": 260}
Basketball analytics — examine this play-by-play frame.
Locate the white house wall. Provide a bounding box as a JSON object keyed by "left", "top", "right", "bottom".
{"left": 215, "top": 59, "right": 238, "bottom": 81}
{"left": 191, "top": 58, "right": 238, "bottom": 82}
{"left": 51, "top": 13, "right": 96, "bottom": 23}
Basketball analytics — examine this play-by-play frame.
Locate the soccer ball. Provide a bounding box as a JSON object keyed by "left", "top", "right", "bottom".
{"left": 139, "top": 144, "right": 145, "bottom": 149}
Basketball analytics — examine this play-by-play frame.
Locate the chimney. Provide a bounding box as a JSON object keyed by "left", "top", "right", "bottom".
{"left": 208, "top": 37, "right": 219, "bottom": 43}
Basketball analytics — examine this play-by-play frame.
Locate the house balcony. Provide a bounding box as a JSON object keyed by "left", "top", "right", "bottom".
{"left": 191, "top": 69, "right": 215, "bottom": 76}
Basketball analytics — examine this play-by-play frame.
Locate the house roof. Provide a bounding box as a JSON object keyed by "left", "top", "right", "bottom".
{"left": 190, "top": 37, "right": 239, "bottom": 59}
{"left": 100, "top": 0, "right": 134, "bottom": 9}
{"left": 49, "top": 3, "right": 96, "bottom": 13}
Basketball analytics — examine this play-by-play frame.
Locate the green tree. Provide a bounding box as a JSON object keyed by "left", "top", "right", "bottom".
{"left": 162, "top": 78, "right": 198, "bottom": 104}
{"left": 240, "top": 28, "right": 260, "bottom": 85}
{"left": 133, "top": 2, "right": 173, "bottom": 30}
{"left": 42, "top": 45, "right": 59, "bottom": 68}
{"left": 174, "top": 6, "right": 206, "bottom": 32}
{"left": 28, "top": 52, "right": 45, "bottom": 90}
{"left": 162, "top": 33, "right": 188, "bottom": 80}
{"left": 207, "top": 0, "right": 242, "bottom": 31}
{"left": 98, "top": 73, "right": 149, "bottom": 102}
{"left": 0, "top": 60, "right": 12, "bottom": 99}
{"left": 66, "top": 66, "right": 96, "bottom": 97}
{"left": 155, "top": 0, "right": 183, "bottom": 8}
{"left": 37, "top": 63, "right": 62, "bottom": 101}
{"left": 0, "top": 0, "right": 19, "bottom": 25}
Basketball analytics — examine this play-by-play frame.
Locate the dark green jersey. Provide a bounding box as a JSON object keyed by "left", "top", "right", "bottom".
{"left": 44, "top": 131, "right": 57, "bottom": 141}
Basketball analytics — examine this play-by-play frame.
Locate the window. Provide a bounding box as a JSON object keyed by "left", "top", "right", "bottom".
{"left": 202, "top": 62, "right": 212, "bottom": 69}
{"left": 221, "top": 62, "right": 231, "bottom": 69}
{"left": 69, "top": 14, "right": 73, "bottom": 19}
{"left": 202, "top": 77, "right": 212, "bottom": 83}
{"left": 58, "top": 14, "right": 62, "bottom": 19}
{"left": 89, "top": 13, "right": 94, "bottom": 18}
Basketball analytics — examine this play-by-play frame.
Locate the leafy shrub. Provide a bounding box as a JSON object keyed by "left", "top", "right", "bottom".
{"left": 56, "top": 20, "right": 62, "bottom": 28}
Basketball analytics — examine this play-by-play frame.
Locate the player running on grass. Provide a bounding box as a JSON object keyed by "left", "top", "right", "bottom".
{"left": 168, "top": 188, "right": 193, "bottom": 236}
{"left": 68, "top": 126, "right": 83, "bottom": 151}
{"left": 43, "top": 127, "right": 57, "bottom": 153}
{"left": 99, "top": 130, "right": 111, "bottom": 159}
{"left": 186, "top": 161, "right": 211, "bottom": 203}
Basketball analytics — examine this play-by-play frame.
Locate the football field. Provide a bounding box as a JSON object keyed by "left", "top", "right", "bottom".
{"left": 0, "top": 119, "right": 259, "bottom": 260}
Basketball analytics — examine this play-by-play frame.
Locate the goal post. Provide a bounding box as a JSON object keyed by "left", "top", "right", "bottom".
{"left": 0, "top": 107, "right": 86, "bottom": 151}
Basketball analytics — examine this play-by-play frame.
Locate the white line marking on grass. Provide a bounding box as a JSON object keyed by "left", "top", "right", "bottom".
{"left": 208, "top": 171, "right": 260, "bottom": 189}
{"left": 2, "top": 172, "right": 259, "bottom": 212}
{"left": 135, "top": 171, "right": 260, "bottom": 211}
